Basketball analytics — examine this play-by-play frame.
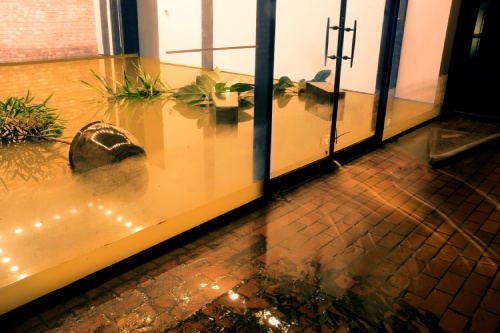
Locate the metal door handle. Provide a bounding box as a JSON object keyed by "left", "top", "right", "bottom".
{"left": 324, "top": 18, "right": 357, "bottom": 68}
{"left": 324, "top": 17, "right": 336, "bottom": 66}
{"left": 346, "top": 20, "right": 357, "bottom": 67}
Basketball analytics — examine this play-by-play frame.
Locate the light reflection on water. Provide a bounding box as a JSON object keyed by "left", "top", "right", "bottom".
{"left": 0, "top": 57, "right": 261, "bottom": 292}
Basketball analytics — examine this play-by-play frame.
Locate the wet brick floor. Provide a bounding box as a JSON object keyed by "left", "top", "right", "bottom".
{"left": 2, "top": 118, "right": 500, "bottom": 332}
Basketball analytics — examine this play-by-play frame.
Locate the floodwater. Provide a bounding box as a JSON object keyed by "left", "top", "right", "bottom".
{"left": 0, "top": 56, "right": 334, "bottom": 313}
{"left": 0, "top": 57, "right": 261, "bottom": 309}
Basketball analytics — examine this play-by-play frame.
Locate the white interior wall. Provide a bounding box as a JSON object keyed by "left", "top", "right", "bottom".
{"left": 395, "top": 0, "right": 452, "bottom": 103}
{"left": 158, "top": 0, "right": 202, "bottom": 66}
{"left": 212, "top": 0, "right": 256, "bottom": 75}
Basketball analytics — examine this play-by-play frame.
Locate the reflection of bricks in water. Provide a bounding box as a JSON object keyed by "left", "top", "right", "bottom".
{"left": 0, "top": 0, "right": 98, "bottom": 63}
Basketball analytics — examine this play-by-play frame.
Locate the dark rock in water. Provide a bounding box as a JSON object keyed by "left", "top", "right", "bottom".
{"left": 69, "top": 121, "right": 146, "bottom": 172}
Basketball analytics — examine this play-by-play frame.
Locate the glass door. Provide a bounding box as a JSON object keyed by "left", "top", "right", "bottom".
{"left": 271, "top": 0, "right": 388, "bottom": 176}
{"left": 331, "top": 0, "right": 387, "bottom": 155}
{"left": 270, "top": 0, "right": 338, "bottom": 179}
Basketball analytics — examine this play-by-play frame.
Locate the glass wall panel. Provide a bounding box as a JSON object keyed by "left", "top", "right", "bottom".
{"left": 383, "top": 0, "right": 452, "bottom": 140}
{"left": 0, "top": 0, "right": 261, "bottom": 314}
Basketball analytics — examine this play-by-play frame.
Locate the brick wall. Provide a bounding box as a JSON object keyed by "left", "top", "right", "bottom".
{"left": 0, "top": 0, "right": 98, "bottom": 63}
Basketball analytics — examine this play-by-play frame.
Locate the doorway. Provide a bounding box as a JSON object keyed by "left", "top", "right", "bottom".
{"left": 445, "top": 0, "right": 500, "bottom": 121}
{"left": 270, "top": 0, "right": 387, "bottom": 179}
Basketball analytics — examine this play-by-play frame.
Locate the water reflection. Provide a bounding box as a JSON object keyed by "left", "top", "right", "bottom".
{"left": 173, "top": 100, "right": 253, "bottom": 130}
{"left": 0, "top": 141, "right": 68, "bottom": 191}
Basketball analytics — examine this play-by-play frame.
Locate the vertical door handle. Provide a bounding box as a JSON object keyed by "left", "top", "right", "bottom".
{"left": 324, "top": 17, "right": 331, "bottom": 66}
{"left": 346, "top": 20, "right": 357, "bottom": 67}
{"left": 324, "top": 18, "right": 358, "bottom": 68}
{"left": 324, "top": 17, "right": 338, "bottom": 66}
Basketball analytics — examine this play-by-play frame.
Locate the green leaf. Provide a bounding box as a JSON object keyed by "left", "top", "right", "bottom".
{"left": 187, "top": 99, "right": 209, "bottom": 107}
{"left": 90, "top": 69, "right": 114, "bottom": 95}
{"left": 273, "top": 76, "right": 295, "bottom": 94}
{"left": 229, "top": 83, "right": 254, "bottom": 93}
{"left": 239, "top": 98, "right": 254, "bottom": 108}
{"left": 196, "top": 75, "right": 216, "bottom": 94}
{"left": 278, "top": 76, "right": 295, "bottom": 87}
{"left": 201, "top": 67, "right": 223, "bottom": 82}
{"left": 309, "top": 69, "right": 332, "bottom": 82}
{"left": 214, "top": 82, "right": 227, "bottom": 92}
{"left": 172, "top": 84, "right": 204, "bottom": 102}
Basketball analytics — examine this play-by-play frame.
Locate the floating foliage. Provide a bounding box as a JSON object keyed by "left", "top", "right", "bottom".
{"left": 273, "top": 69, "right": 332, "bottom": 109}
{"left": 0, "top": 91, "right": 66, "bottom": 144}
{"left": 171, "top": 67, "right": 254, "bottom": 108}
{"left": 273, "top": 69, "right": 332, "bottom": 96}
{"left": 80, "top": 62, "right": 170, "bottom": 102}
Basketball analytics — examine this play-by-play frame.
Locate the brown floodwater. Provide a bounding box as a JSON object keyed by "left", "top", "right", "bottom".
{"left": 0, "top": 56, "right": 334, "bottom": 313}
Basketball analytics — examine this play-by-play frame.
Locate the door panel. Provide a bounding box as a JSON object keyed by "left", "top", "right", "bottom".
{"left": 334, "top": 0, "right": 386, "bottom": 152}
{"left": 271, "top": 0, "right": 337, "bottom": 178}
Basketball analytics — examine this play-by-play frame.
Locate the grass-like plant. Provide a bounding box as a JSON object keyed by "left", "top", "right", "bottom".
{"left": 80, "top": 62, "right": 170, "bottom": 102}
{"left": 0, "top": 91, "right": 66, "bottom": 144}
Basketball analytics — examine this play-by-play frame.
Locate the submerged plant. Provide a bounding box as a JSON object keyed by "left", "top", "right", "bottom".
{"left": 0, "top": 91, "right": 66, "bottom": 144}
{"left": 80, "top": 62, "right": 170, "bottom": 101}
{"left": 273, "top": 69, "right": 332, "bottom": 96}
{"left": 171, "top": 67, "right": 254, "bottom": 108}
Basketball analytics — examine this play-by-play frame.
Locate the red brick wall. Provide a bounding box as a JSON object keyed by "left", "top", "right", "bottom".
{"left": 0, "top": 0, "right": 98, "bottom": 63}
